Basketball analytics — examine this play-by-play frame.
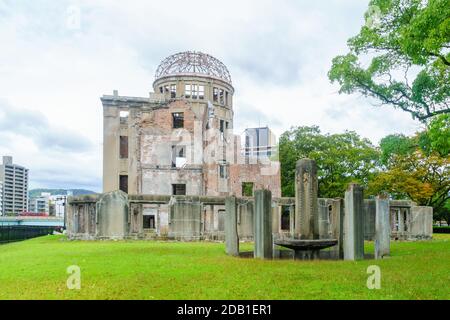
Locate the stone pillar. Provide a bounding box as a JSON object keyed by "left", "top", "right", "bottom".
{"left": 398, "top": 209, "right": 404, "bottom": 232}
{"left": 375, "top": 196, "right": 390, "bottom": 259}
{"left": 363, "top": 200, "right": 376, "bottom": 240}
{"left": 254, "top": 189, "right": 273, "bottom": 259}
{"left": 317, "top": 199, "right": 330, "bottom": 239}
{"left": 289, "top": 205, "right": 295, "bottom": 237}
{"left": 344, "top": 183, "right": 364, "bottom": 260}
{"left": 410, "top": 206, "right": 433, "bottom": 240}
{"left": 272, "top": 203, "right": 281, "bottom": 259}
{"left": 330, "top": 198, "right": 344, "bottom": 259}
{"left": 295, "top": 159, "right": 318, "bottom": 239}
{"left": 225, "top": 196, "right": 239, "bottom": 256}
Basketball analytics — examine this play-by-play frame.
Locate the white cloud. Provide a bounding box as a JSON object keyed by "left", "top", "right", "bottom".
{"left": 0, "top": 0, "right": 420, "bottom": 191}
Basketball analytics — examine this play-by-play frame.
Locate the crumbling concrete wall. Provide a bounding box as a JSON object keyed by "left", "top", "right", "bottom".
{"left": 237, "top": 198, "right": 254, "bottom": 240}
{"left": 229, "top": 163, "right": 281, "bottom": 198}
{"left": 410, "top": 206, "right": 433, "bottom": 240}
{"left": 96, "top": 191, "right": 129, "bottom": 239}
{"left": 168, "top": 200, "right": 202, "bottom": 241}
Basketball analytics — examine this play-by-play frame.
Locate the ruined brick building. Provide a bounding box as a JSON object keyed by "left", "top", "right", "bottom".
{"left": 66, "top": 52, "right": 432, "bottom": 241}
{"left": 101, "top": 51, "right": 281, "bottom": 199}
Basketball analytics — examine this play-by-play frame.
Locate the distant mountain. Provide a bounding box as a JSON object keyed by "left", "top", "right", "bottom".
{"left": 29, "top": 188, "right": 97, "bottom": 198}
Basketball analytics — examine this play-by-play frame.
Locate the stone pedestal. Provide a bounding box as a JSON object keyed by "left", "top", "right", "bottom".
{"left": 295, "top": 159, "right": 318, "bottom": 239}
{"left": 254, "top": 189, "right": 273, "bottom": 259}
{"left": 225, "top": 196, "right": 239, "bottom": 256}
{"left": 375, "top": 196, "right": 390, "bottom": 259}
{"left": 344, "top": 184, "right": 364, "bottom": 260}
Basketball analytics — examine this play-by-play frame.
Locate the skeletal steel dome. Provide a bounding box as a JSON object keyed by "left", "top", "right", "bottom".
{"left": 155, "top": 51, "right": 232, "bottom": 84}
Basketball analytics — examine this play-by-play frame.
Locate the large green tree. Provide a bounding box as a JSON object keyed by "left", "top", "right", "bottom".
{"left": 370, "top": 126, "right": 450, "bottom": 219}
{"left": 329, "top": 0, "right": 450, "bottom": 121}
{"left": 279, "top": 126, "right": 380, "bottom": 198}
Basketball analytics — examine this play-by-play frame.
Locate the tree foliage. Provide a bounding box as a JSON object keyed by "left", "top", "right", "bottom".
{"left": 370, "top": 129, "right": 449, "bottom": 217}
{"left": 379, "top": 133, "right": 416, "bottom": 165}
{"left": 419, "top": 113, "right": 450, "bottom": 156}
{"left": 279, "top": 126, "right": 380, "bottom": 198}
{"left": 329, "top": 0, "right": 450, "bottom": 121}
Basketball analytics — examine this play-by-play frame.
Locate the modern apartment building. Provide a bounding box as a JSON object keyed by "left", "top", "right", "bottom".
{"left": 243, "top": 127, "right": 277, "bottom": 160}
{"left": 0, "top": 156, "right": 29, "bottom": 215}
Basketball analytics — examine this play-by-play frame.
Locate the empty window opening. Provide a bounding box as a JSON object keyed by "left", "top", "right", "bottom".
{"left": 219, "top": 164, "right": 228, "bottom": 179}
{"left": 172, "top": 184, "right": 186, "bottom": 195}
{"left": 185, "top": 84, "right": 191, "bottom": 98}
{"left": 242, "top": 182, "right": 254, "bottom": 197}
{"left": 119, "top": 110, "right": 129, "bottom": 118}
{"left": 120, "top": 136, "right": 128, "bottom": 159}
{"left": 213, "top": 87, "right": 219, "bottom": 102}
{"left": 225, "top": 91, "right": 229, "bottom": 105}
{"left": 219, "top": 89, "right": 225, "bottom": 104}
{"left": 143, "top": 215, "right": 155, "bottom": 229}
{"left": 199, "top": 85, "right": 205, "bottom": 99}
{"left": 172, "top": 145, "right": 186, "bottom": 168}
{"left": 119, "top": 175, "right": 128, "bottom": 193}
{"left": 170, "top": 84, "right": 176, "bottom": 98}
{"left": 281, "top": 206, "right": 290, "bottom": 231}
{"left": 172, "top": 112, "right": 184, "bottom": 128}
{"left": 192, "top": 84, "right": 198, "bottom": 99}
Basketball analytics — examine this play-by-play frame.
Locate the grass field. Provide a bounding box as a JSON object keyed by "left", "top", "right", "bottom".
{"left": 0, "top": 235, "right": 449, "bottom": 300}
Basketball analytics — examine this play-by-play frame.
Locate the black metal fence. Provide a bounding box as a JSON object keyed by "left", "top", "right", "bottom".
{"left": 0, "top": 226, "right": 60, "bottom": 244}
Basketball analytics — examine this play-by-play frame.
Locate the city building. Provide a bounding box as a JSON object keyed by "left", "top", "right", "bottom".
{"left": 101, "top": 51, "right": 281, "bottom": 198}
{"left": 0, "top": 156, "right": 29, "bottom": 215}
{"left": 49, "top": 192, "right": 71, "bottom": 218}
{"left": 243, "top": 126, "right": 278, "bottom": 160}
{"left": 0, "top": 181, "right": 3, "bottom": 215}
{"left": 28, "top": 193, "right": 51, "bottom": 214}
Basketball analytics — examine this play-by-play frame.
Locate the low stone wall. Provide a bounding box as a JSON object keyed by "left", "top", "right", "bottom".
{"left": 362, "top": 199, "right": 432, "bottom": 240}
{"left": 67, "top": 191, "right": 432, "bottom": 242}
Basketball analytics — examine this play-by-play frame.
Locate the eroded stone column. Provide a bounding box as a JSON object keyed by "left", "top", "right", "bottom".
{"left": 330, "top": 198, "right": 344, "bottom": 259}
{"left": 225, "top": 196, "right": 239, "bottom": 256}
{"left": 295, "top": 159, "right": 318, "bottom": 239}
{"left": 254, "top": 189, "right": 273, "bottom": 259}
{"left": 375, "top": 195, "right": 390, "bottom": 259}
{"left": 344, "top": 183, "right": 364, "bottom": 260}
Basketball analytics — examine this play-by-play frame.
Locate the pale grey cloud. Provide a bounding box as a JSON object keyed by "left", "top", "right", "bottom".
{"left": 0, "top": 100, "right": 92, "bottom": 152}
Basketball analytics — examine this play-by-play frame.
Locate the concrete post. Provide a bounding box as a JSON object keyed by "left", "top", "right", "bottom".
{"left": 398, "top": 209, "right": 404, "bottom": 232}
{"left": 410, "top": 206, "right": 433, "bottom": 240}
{"left": 344, "top": 183, "right": 365, "bottom": 260}
{"left": 375, "top": 196, "right": 390, "bottom": 259}
{"left": 225, "top": 196, "right": 239, "bottom": 256}
{"left": 254, "top": 189, "right": 273, "bottom": 259}
{"left": 289, "top": 205, "right": 295, "bottom": 237}
{"left": 272, "top": 204, "right": 281, "bottom": 259}
{"left": 318, "top": 199, "right": 330, "bottom": 239}
{"left": 295, "top": 159, "right": 318, "bottom": 239}
{"left": 330, "top": 198, "right": 344, "bottom": 260}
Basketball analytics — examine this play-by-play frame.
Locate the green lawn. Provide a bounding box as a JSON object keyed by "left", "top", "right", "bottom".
{"left": 0, "top": 235, "right": 449, "bottom": 300}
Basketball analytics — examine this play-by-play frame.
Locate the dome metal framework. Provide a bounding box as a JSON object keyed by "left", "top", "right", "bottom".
{"left": 155, "top": 51, "right": 232, "bottom": 84}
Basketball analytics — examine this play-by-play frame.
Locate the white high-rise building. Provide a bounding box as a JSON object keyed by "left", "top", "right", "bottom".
{"left": 0, "top": 156, "right": 29, "bottom": 215}
{"left": 29, "top": 193, "right": 51, "bottom": 214}
{"left": 0, "top": 181, "right": 3, "bottom": 215}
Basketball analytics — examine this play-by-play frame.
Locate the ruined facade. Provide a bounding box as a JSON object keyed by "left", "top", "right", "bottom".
{"left": 101, "top": 51, "right": 281, "bottom": 199}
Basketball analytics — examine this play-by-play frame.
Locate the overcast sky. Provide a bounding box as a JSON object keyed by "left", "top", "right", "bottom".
{"left": 0, "top": 0, "right": 423, "bottom": 192}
